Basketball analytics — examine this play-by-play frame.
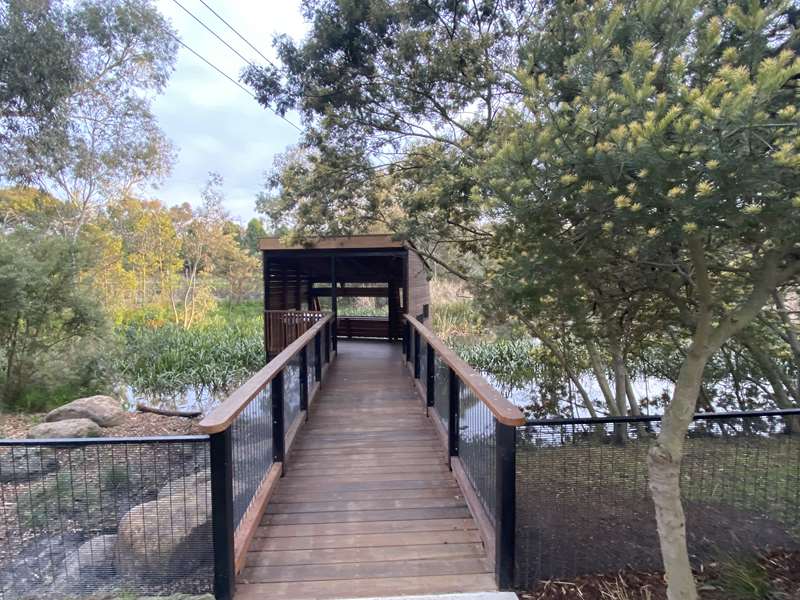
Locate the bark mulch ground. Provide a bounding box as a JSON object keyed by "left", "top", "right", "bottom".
{"left": 0, "top": 412, "right": 201, "bottom": 439}
{"left": 520, "top": 550, "right": 800, "bottom": 600}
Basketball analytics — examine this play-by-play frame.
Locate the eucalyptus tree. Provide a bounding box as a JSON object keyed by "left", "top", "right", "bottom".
{"left": 2, "top": 0, "right": 177, "bottom": 240}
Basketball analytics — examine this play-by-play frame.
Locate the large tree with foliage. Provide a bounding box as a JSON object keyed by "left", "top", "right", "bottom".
{"left": 1, "top": 0, "right": 177, "bottom": 240}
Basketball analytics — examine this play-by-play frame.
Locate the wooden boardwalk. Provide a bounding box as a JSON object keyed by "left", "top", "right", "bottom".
{"left": 236, "top": 340, "right": 495, "bottom": 600}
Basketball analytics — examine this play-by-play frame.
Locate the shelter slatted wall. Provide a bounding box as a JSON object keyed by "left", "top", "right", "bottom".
{"left": 407, "top": 249, "right": 430, "bottom": 322}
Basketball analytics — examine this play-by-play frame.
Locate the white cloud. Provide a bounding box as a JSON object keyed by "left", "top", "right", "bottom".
{"left": 149, "top": 0, "right": 308, "bottom": 221}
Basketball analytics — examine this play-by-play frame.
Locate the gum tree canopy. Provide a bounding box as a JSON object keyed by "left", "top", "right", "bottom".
{"left": 248, "top": 1, "right": 800, "bottom": 598}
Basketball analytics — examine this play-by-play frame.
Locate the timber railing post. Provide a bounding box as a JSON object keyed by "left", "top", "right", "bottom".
{"left": 314, "top": 332, "right": 322, "bottom": 381}
{"left": 272, "top": 370, "right": 285, "bottom": 474}
{"left": 413, "top": 330, "right": 421, "bottom": 378}
{"left": 495, "top": 420, "right": 516, "bottom": 588}
{"left": 300, "top": 345, "right": 308, "bottom": 417}
{"left": 447, "top": 367, "right": 459, "bottom": 468}
{"left": 210, "top": 428, "right": 235, "bottom": 600}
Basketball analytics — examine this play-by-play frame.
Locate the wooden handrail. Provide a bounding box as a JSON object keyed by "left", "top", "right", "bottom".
{"left": 404, "top": 315, "right": 526, "bottom": 427}
{"left": 199, "top": 313, "right": 334, "bottom": 434}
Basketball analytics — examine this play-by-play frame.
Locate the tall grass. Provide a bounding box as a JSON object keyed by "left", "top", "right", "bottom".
{"left": 116, "top": 302, "right": 264, "bottom": 397}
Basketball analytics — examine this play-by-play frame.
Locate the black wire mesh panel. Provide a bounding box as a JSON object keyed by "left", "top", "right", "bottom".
{"left": 0, "top": 437, "right": 212, "bottom": 600}
{"left": 307, "top": 340, "right": 316, "bottom": 388}
{"left": 418, "top": 340, "right": 428, "bottom": 394}
{"left": 284, "top": 355, "right": 302, "bottom": 433}
{"left": 434, "top": 354, "right": 449, "bottom": 427}
{"left": 458, "top": 384, "right": 496, "bottom": 525}
{"left": 514, "top": 414, "right": 800, "bottom": 587}
{"left": 231, "top": 386, "right": 273, "bottom": 530}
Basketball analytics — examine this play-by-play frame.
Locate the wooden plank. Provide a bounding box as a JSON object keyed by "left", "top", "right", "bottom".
{"left": 235, "top": 573, "right": 497, "bottom": 600}
{"left": 259, "top": 234, "right": 405, "bottom": 251}
{"left": 275, "top": 478, "right": 458, "bottom": 493}
{"left": 254, "top": 518, "right": 478, "bottom": 538}
{"left": 240, "top": 557, "right": 491, "bottom": 583}
{"left": 262, "top": 506, "right": 472, "bottom": 526}
{"left": 248, "top": 529, "right": 482, "bottom": 551}
{"left": 245, "top": 542, "right": 486, "bottom": 566}
{"left": 271, "top": 487, "right": 461, "bottom": 503}
{"left": 266, "top": 496, "right": 466, "bottom": 514}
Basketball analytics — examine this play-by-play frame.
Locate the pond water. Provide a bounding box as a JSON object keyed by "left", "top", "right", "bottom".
{"left": 122, "top": 385, "right": 228, "bottom": 414}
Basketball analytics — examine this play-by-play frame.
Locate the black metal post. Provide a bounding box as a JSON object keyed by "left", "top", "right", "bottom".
{"left": 447, "top": 367, "right": 459, "bottom": 468}
{"left": 330, "top": 256, "right": 338, "bottom": 352}
{"left": 495, "top": 420, "right": 516, "bottom": 589}
{"left": 300, "top": 345, "right": 308, "bottom": 418}
{"left": 426, "top": 346, "right": 435, "bottom": 408}
{"left": 272, "top": 370, "right": 285, "bottom": 473}
{"left": 210, "top": 429, "right": 235, "bottom": 600}
{"left": 324, "top": 321, "right": 331, "bottom": 363}
{"left": 314, "top": 332, "right": 322, "bottom": 381}
{"left": 413, "top": 331, "right": 421, "bottom": 378}
{"left": 402, "top": 320, "right": 409, "bottom": 358}
{"left": 262, "top": 253, "right": 270, "bottom": 364}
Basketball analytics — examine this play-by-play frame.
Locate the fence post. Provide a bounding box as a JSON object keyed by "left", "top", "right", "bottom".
{"left": 272, "top": 370, "right": 285, "bottom": 474}
{"left": 300, "top": 345, "right": 308, "bottom": 418}
{"left": 402, "top": 320, "right": 410, "bottom": 359}
{"left": 426, "top": 346, "right": 435, "bottom": 408}
{"left": 448, "top": 367, "right": 459, "bottom": 468}
{"left": 414, "top": 331, "right": 421, "bottom": 378}
{"left": 209, "top": 429, "right": 235, "bottom": 600}
{"left": 314, "top": 332, "right": 322, "bottom": 381}
{"left": 495, "top": 420, "right": 516, "bottom": 589}
{"left": 324, "top": 321, "right": 331, "bottom": 363}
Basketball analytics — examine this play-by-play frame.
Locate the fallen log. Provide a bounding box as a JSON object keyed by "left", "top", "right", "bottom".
{"left": 135, "top": 403, "right": 202, "bottom": 419}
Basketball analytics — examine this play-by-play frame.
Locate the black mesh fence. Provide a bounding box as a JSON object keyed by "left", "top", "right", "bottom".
{"left": 284, "top": 354, "right": 302, "bottom": 433}
{"left": 434, "top": 354, "right": 449, "bottom": 427}
{"left": 231, "top": 386, "right": 273, "bottom": 530}
{"left": 514, "top": 413, "right": 800, "bottom": 587}
{"left": 458, "top": 385, "right": 497, "bottom": 525}
{"left": 307, "top": 339, "right": 317, "bottom": 391}
{"left": 0, "top": 437, "right": 212, "bottom": 600}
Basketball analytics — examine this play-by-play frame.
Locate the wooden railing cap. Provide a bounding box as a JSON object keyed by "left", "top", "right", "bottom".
{"left": 404, "top": 315, "right": 526, "bottom": 427}
{"left": 199, "top": 313, "right": 333, "bottom": 434}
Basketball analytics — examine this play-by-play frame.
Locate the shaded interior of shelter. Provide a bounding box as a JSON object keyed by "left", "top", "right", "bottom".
{"left": 261, "top": 235, "right": 430, "bottom": 357}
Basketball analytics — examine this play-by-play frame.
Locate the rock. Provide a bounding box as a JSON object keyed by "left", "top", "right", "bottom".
{"left": 45, "top": 395, "right": 126, "bottom": 428}
{"left": 115, "top": 491, "right": 212, "bottom": 578}
{"left": 28, "top": 418, "right": 102, "bottom": 439}
{"left": 0, "top": 447, "right": 57, "bottom": 482}
{"left": 62, "top": 534, "right": 117, "bottom": 579}
{"left": 157, "top": 469, "right": 211, "bottom": 500}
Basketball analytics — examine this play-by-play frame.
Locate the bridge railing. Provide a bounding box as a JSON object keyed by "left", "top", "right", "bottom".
{"left": 404, "top": 316, "right": 800, "bottom": 590}
{"left": 403, "top": 315, "right": 525, "bottom": 588}
{"left": 199, "top": 312, "right": 335, "bottom": 600}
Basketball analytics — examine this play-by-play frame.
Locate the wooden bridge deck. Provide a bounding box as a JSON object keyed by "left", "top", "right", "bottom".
{"left": 235, "top": 340, "right": 495, "bottom": 600}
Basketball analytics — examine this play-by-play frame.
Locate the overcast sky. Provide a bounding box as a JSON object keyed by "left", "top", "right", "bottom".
{"left": 150, "top": 0, "right": 308, "bottom": 223}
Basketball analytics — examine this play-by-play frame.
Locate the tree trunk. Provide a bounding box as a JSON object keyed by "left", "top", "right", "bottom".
{"left": 648, "top": 339, "right": 709, "bottom": 600}
{"left": 587, "top": 339, "right": 618, "bottom": 416}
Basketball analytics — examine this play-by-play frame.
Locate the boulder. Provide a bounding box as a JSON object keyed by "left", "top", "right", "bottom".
{"left": 0, "top": 447, "right": 57, "bottom": 482}
{"left": 62, "top": 534, "right": 117, "bottom": 579}
{"left": 28, "top": 418, "right": 102, "bottom": 439}
{"left": 115, "top": 490, "right": 212, "bottom": 578}
{"left": 45, "top": 395, "right": 126, "bottom": 428}
{"left": 157, "top": 469, "right": 211, "bottom": 501}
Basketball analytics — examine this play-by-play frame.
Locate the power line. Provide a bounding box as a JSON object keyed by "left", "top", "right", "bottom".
{"left": 195, "top": 0, "right": 278, "bottom": 69}
{"left": 169, "top": 0, "right": 255, "bottom": 67}
{"left": 160, "top": 26, "right": 303, "bottom": 133}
